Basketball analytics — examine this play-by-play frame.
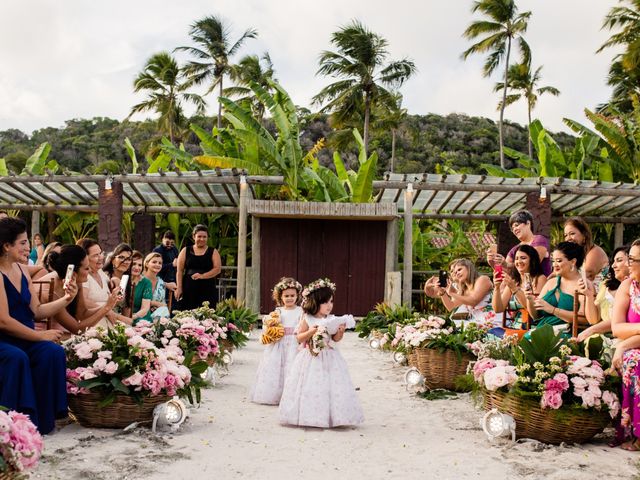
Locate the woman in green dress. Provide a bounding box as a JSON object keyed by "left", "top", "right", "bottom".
{"left": 129, "top": 250, "right": 153, "bottom": 325}
{"left": 532, "top": 241, "right": 585, "bottom": 333}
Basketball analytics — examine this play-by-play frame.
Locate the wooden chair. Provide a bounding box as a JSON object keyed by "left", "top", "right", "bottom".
{"left": 572, "top": 291, "right": 588, "bottom": 338}
{"left": 167, "top": 289, "right": 173, "bottom": 312}
{"left": 32, "top": 278, "right": 55, "bottom": 330}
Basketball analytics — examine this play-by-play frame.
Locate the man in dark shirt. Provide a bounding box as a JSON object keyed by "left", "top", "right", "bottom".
{"left": 153, "top": 230, "right": 179, "bottom": 289}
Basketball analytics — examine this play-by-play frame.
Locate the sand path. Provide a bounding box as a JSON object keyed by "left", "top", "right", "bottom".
{"left": 37, "top": 333, "right": 639, "bottom": 479}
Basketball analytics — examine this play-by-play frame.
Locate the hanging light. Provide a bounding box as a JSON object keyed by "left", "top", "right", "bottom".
{"left": 404, "top": 367, "right": 424, "bottom": 388}
{"left": 392, "top": 351, "right": 407, "bottom": 365}
{"left": 152, "top": 398, "right": 188, "bottom": 433}
{"left": 480, "top": 408, "right": 516, "bottom": 442}
{"left": 104, "top": 175, "right": 113, "bottom": 191}
{"left": 368, "top": 337, "right": 381, "bottom": 349}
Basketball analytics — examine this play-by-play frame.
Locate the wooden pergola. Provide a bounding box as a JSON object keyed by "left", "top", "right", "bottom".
{"left": 1, "top": 170, "right": 638, "bottom": 308}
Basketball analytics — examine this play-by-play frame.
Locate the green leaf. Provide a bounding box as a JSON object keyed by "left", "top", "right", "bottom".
{"left": 124, "top": 137, "right": 138, "bottom": 174}
{"left": 23, "top": 142, "right": 51, "bottom": 174}
{"left": 517, "top": 325, "right": 566, "bottom": 364}
{"left": 77, "top": 378, "right": 109, "bottom": 389}
{"left": 0, "top": 158, "right": 6, "bottom": 176}
{"left": 351, "top": 151, "right": 378, "bottom": 202}
{"left": 110, "top": 377, "right": 131, "bottom": 395}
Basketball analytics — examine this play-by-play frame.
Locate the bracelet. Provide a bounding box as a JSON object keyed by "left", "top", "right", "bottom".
{"left": 552, "top": 307, "right": 557, "bottom": 315}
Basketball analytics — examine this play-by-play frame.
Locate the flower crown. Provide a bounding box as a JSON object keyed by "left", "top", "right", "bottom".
{"left": 273, "top": 278, "right": 302, "bottom": 295}
{"left": 302, "top": 278, "right": 336, "bottom": 300}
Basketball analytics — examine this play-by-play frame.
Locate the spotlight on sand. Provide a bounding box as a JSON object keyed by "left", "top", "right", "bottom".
{"left": 404, "top": 367, "right": 424, "bottom": 390}
{"left": 222, "top": 352, "right": 233, "bottom": 366}
{"left": 480, "top": 408, "right": 516, "bottom": 442}
{"left": 201, "top": 366, "right": 217, "bottom": 385}
{"left": 392, "top": 351, "right": 406, "bottom": 365}
{"left": 152, "top": 398, "right": 188, "bottom": 433}
{"left": 368, "top": 337, "right": 381, "bottom": 349}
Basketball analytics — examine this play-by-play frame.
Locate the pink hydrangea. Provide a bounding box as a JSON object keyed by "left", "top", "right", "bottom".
{"left": 0, "top": 410, "right": 43, "bottom": 471}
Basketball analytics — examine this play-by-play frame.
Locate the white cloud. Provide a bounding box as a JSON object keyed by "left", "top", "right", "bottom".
{"left": 0, "top": 0, "right": 623, "bottom": 136}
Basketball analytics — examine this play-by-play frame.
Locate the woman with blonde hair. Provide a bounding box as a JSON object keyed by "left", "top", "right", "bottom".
{"left": 129, "top": 251, "right": 152, "bottom": 325}
{"left": 424, "top": 258, "right": 496, "bottom": 325}
{"left": 564, "top": 217, "right": 609, "bottom": 283}
{"left": 143, "top": 252, "right": 170, "bottom": 319}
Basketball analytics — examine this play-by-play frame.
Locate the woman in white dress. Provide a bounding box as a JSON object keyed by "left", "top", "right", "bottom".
{"left": 279, "top": 278, "right": 363, "bottom": 428}
{"left": 250, "top": 277, "right": 303, "bottom": 405}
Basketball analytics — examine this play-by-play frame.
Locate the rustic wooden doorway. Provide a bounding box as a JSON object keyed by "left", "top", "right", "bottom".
{"left": 259, "top": 218, "right": 387, "bottom": 315}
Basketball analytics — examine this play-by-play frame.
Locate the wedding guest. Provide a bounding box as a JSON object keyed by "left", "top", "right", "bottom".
{"left": 29, "top": 233, "right": 45, "bottom": 266}
{"left": 0, "top": 217, "right": 77, "bottom": 434}
{"left": 564, "top": 217, "right": 610, "bottom": 283}
{"left": 103, "top": 243, "right": 133, "bottom": 291}
{"left": 143, "top": 252, "right": 170, "bottom": 320}
{"left": 153, "top": 231, "right": 178, "bottom": 294}
{"left": 130, "top": 251, "right": 152, "bottom": 325}
{"left": 175, "top": 224, "right": 221, "bottom": 310}
{"left": 41, "top": 242, "right": 62, "bottom": 272}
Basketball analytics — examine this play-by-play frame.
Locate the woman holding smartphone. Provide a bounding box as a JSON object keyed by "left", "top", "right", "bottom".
{"left": 492, "top": 244, "right": 547, "bottom": 334}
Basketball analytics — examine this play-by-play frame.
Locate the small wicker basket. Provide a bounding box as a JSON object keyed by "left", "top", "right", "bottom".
{"left": 68, "top": 392, "right": 170, "bottom": 429}
{"left": 220, "top": 339, "right": 234, "bottom": 352}
{"left": 0, "top": 469, "right": 18, "bottom": 480}
{"left": 415, "top": 347, "right": 474, "bottom": 391}
{"left": 407, "top": 351, "right": 418, "bottom": 368}
{"left": 482, "top": 389, "right": 611, "bottom": 444}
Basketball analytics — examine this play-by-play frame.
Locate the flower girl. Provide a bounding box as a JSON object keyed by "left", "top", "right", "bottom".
{"left": 279, "top": 278, "right": 364, "bottom": 427}
{"left": 250, "top": 277, "right": 303, "bottom": 405}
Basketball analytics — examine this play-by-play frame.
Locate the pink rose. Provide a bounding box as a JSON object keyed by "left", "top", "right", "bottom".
{"left": 104, "top": 361, "right": 118, "bottom": 374}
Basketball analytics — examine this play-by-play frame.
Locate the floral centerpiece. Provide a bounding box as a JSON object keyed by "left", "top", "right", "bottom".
{"left": 64, "top": 323, "right": 193, "bottom": 428}
{"left": 0, "top": 408, "right": 43, "bottom": 479}
{"left": 472, "top": 325, "right": 620, "bottom": 444}
{"left": 356, "top": 303, "right": 413, "bottom": 341}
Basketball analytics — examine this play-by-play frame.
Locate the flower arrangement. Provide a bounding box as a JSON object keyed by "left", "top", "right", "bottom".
{"left": 388, "top": 314, "right": 455, "bottom": 352}
{"left": 0, "top": 408, "right": 43, "bottom": 478}
{"left": 355, "top": 303, "right": 413, "bottom": 340}
{"left": 213, "top": 299, "right": 257, "bottom": 346}
{"left": 260, "top": 310, "right": 285, "bottom": 345}
{"left": 309, "top": 326, "right": 329, "bottom": 356}
{"left": 273, "top": 278, "right": 302, "bottom": 295}
{"left": 472, "top": 325, "right": 620, "bottom": 417}
{"left": 302, "top": 278, "right": 336, "bottom": 300}
{"left": 64, "top": 323, "right": 192, "bottom": 405}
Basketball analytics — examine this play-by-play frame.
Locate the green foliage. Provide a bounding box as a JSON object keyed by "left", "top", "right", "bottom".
{"left": 516, "top": 325, "right": 567, "bottom": 365}
{"left": 355, "top": 303, "right": 413, "bottom": 338}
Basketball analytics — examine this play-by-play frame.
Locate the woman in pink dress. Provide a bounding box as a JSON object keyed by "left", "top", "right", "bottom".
{"left": 612, "top": 239, "right": 640, "bottom": 450}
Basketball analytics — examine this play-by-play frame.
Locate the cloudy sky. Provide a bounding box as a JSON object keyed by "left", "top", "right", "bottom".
{"left": 0, "top": 0, "right": 621, "bottom": 135}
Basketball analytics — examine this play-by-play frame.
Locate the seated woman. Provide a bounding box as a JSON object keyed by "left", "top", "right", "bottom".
{"left": 577, "top": 245, "right": 629, "bottom": 342}
{"left": 564, "top": 217, "right": 609, "bottom": 283}
{"left": 0, "top": 218, "right": 78, "bottom": 434}
{"left": 76, "top": 238, "right": 131, "bottom": 327}
{"left": 143, "top": 252, "right": 170, "bottom": 320}
{"left": 103, "top": 242, "right": 133, "bottom": 294}
{"left": 488, "top": 210, "right": 551, "bottom": 276}
{"left": 424, "top": 258, "right": 496, "bottom": 326}
{"left": 41, "top": 242, "right": 62, "bottom": 273}
{"left": 129, "top": 251, "right": 153, "bottom": 325}
{"left": 492, "top": 244, "right": 547, "bottom": 334}
{"left": 40, "top": 245, "right": 122, "bottom": 337}
{"left": 531, "top": 242, "right": 585, "bottom": 334}
{"left": 611, "top": 239, "right": 640, "bottom": 450}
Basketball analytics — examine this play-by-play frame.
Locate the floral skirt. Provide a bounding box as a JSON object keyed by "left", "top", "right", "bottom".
{"left": 619, "top": 349, "right": 640, "bottom": 440}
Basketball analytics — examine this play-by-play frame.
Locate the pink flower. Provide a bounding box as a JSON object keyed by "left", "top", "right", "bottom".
{"left": 544, "top": 373, "right": 570, "bottom": 394}
{"left": 541, "top": 390, "right": 563, "bottom": 409}
{"left": 123, "top": 371, "right": 143, "bottom": 387}
{"left": 473, "top": 358, "right": 496, "bottom": 382}
{"left": 104, "top": 361, "right": 118, "bottom": 374}
{"left": 483, "top": 365, "right": 517, "bottom": 391}
{"left": 602, "top": 390, "right": 621, "bottom": 418}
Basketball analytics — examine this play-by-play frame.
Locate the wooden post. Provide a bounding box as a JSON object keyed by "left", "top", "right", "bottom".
{"left": 98, "top": 178, "right": 122, "bottom": 253}
{"left": 132, "top": 213, "right": 155, "bottom": 254}
{"left": 615, "top": 223, "right": 624, "bottom": 248}
{"left": 247, "top": 216, "right": 261, "bottom": 312}
{"left": 525, "top": 190, "right": 551, "bottom": 238}
{"left": 402, "top": 184, "right": 414, "bottom": 306}
{"left": 236, "top": 176, "right": 248, "bottom": 302}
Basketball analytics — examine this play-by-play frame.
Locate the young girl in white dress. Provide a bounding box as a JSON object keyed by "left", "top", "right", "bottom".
{"left": 279, "top": 278, "right": 364, "bottom": 428}
{"left": 250, "top": 278, "right": 303, "bottom": 405}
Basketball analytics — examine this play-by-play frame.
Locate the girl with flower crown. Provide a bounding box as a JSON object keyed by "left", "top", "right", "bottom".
{"left": 250, "top": 277, "right": 304, "bottom": 405}
{"left": 278, "top": 278, "right": 363, "bottom": 427}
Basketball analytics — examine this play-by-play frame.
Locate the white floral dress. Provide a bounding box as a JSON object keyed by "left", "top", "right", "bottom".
{"left": 250, "top": 306, "right": 303, "bottom": 405}
{"left": 278, "top": 314, "right": 364, "bottom": 428}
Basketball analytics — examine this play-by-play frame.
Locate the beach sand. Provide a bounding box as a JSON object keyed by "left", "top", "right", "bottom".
{"left": 36, "top": 332, "right": 639, "bottom": 479}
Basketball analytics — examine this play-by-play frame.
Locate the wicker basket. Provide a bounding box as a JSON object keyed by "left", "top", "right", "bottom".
{"left": 482, "top": 389, "right": 611, "bottom": 444}
{"left": 0, "top": 469, "right": 18, "bottom": 480}
{"left": 220, "top": 339, "right": 234, "bottom": 352}
{"left": 407, "top": 351, "right": 418, "bottom": 368}
{"left": 68, "top": 392, "right": 170, "bottom": 428}
{"left": 415, "top": 347, "right": 474, "bottom": 391}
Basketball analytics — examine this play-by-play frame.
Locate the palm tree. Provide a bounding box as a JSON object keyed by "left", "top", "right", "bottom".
{"left": 223, "top": 52, "right": 276, "bottom": 123}
{"left": 374, "top": 93, "right": 407, "bottom": 172}
{"left": 462, "top": 0, "right": 531, "bottom": 168}
{"left": 129, "top": 52, "right": 205, "bottom": 143}
{"left": 313, "top": 20, "right": 416, "bottom": 156}
{"left": 494, "top": 63, "right": 560, "bottom": 158}
{"left": 175, "top": 15, "right": 257, "bottom": 131}
{"left": 597, "top": 1, "right": 640, "bottom": 112}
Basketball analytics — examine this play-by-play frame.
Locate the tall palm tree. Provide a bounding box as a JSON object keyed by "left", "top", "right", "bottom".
{"left": 175, "top": 15, "right": 257, "bottom": 131}
{"left": 494, "top": 63, "right": 560, "bottom": 158}
{"left": 597, "top": 1, "right": 640, "bottom": 113}
{"left": 129, "top": 52, "right": 205, "bottom": 143}
{"left": 462, "top": 0, "right": 531, "bottom": 168}
{"left": 313, "top": 20, "right": 416, "bottom": 156}
{"left": 223, "top": 52, "right": 276, "bottom": 123}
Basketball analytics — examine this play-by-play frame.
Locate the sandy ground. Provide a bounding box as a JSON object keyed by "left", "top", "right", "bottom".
{"left": 35, "top": 332, "right": 639, "bottom": 480}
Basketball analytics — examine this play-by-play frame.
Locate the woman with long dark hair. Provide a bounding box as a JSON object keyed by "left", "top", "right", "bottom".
{"left": 0, "top": 218, "right": 77, "bottom": 434}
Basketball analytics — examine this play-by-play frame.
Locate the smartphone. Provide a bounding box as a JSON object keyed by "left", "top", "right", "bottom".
{"left": 494, "top": 264, "right": 503, "bottom": 276}
{"left": 63, "top": 264, "right": 75, "bottom": 289}
{"left": 523, "top": 273, "right": 532, "bottom": 291}
{"left": 438, "top": 270, "right": 448, "bottom": 288}
{"left": 119, "top": 274, "right": 130, "bottom": 293}
{"left": 581, "top": 268, "right": 588, "bottom": 285}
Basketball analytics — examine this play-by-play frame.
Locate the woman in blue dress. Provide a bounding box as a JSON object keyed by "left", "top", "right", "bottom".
{"left": 0, "top": 218, "right": 78, "bottom": 434}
